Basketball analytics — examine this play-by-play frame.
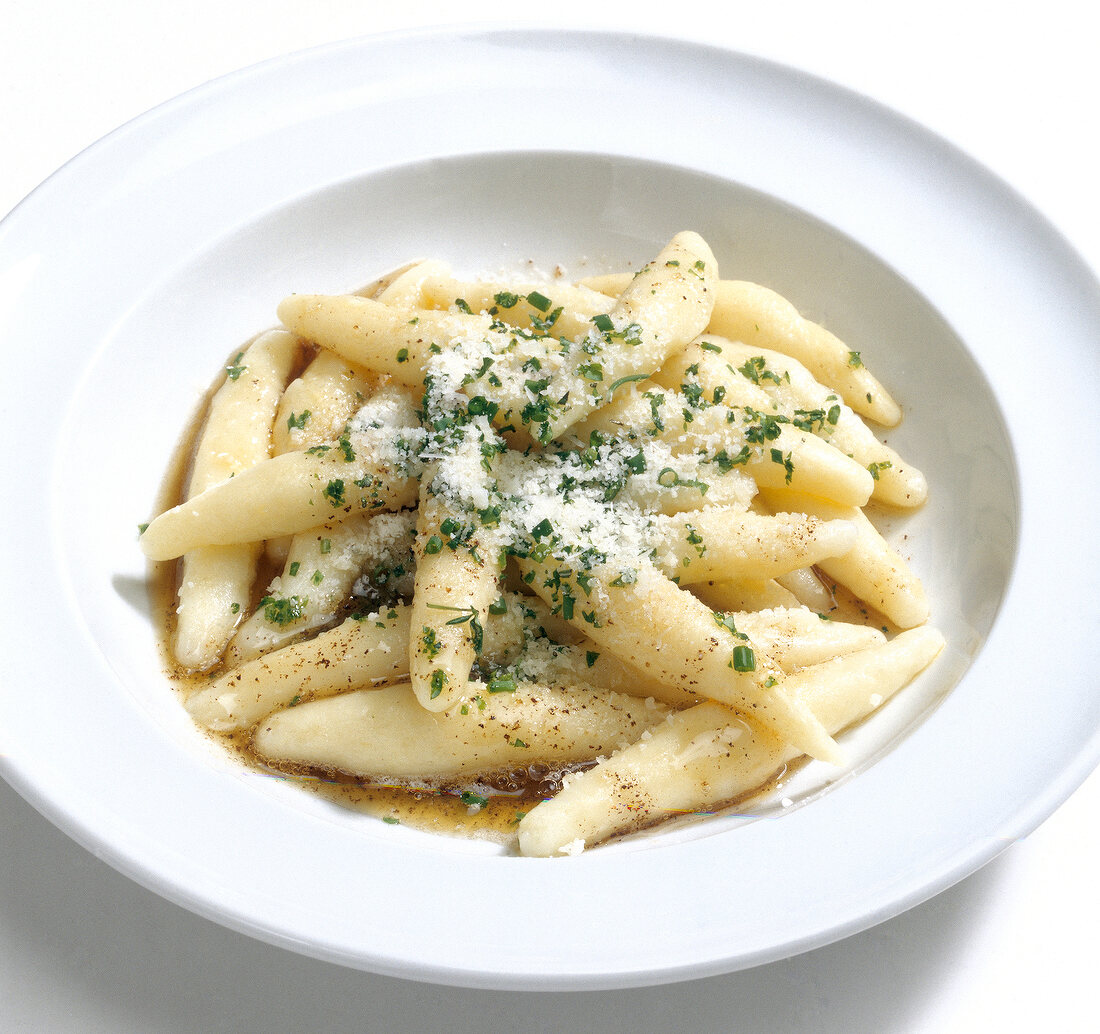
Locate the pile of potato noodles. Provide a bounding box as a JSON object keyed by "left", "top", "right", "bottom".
{"left": 142, "top": 231, "right": 943, "bottom": 856}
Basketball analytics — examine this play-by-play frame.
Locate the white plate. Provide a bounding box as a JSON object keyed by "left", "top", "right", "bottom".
{"left": 1, "top": 28, "right": 1098, "bottom": 990}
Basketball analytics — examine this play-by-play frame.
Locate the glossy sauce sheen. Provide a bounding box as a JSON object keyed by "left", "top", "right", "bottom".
{"left": 150, "top": 355, "right": 579, "bottom": 844}
{"left": 149, "top": 363, "right": 879, "bottom": 846}
{"left": 149, "top": 272, "right": 896, "bottom": 849}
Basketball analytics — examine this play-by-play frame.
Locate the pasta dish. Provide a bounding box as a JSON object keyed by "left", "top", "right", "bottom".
{"left": 139, "top": 231, "right": 942, "bottom": 855}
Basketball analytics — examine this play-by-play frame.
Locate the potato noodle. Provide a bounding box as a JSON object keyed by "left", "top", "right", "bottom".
{"left": 141, "top": 232, "right": 942, "bottom": 856}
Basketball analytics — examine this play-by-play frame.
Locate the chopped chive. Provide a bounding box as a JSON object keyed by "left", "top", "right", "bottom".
{"left": 608, "top": 373, "right": 650, "bottom": 393}
{"left": 260, "top": 594, "right": 308, "bottom": 626}
{"left": 526, "top": 290, "right": 552, "bottom": 313}
{"left": 731, "top": 645, "right": 756, "bottom": 671}
{"left": 488, "top": 672, "right": 517, "bottom": 694}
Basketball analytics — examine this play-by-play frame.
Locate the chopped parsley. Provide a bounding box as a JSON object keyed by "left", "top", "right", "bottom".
{"left": 322, "top": 479, "right": 345, "bottom": 507}
{"left": 420, "top": 626, "right": 442, "bottom": 660}
{"left": 738, "top": 356, "right": 784, "bottom": 386}
{"left": 286, "top": 410, "right": 311, "bottom": 431}
{"left": 225, "top": 352, "right": 247, "bottom": 380}
{"left": 429, "top": 669, "right": 447, "bottom": 699}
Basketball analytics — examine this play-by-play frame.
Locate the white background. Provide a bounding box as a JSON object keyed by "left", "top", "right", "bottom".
{"left": 2, "top": 2, "right": 1097, "bottom": 1031}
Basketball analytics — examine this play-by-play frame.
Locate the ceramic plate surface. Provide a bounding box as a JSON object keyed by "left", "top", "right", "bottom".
{"left": 1, "top": 28, "right": 1098, "bottom": 990}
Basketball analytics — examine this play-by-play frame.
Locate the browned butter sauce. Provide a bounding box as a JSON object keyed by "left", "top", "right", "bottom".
{"left": 154, "top": 575, "right": 572, "bottom": 846}
{"left": 143, "top": 260, "right": 609, "bottom": 845}
{"left": 149, "top": 362, "right": 887, "bottom": 848}
{"left": 147, "top": 268, "right": 897, "bottom": 851}
{"left": 148, "top": 356, "right": 591, "bottom": 845}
